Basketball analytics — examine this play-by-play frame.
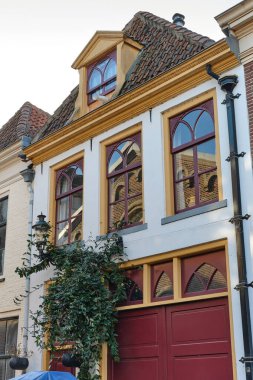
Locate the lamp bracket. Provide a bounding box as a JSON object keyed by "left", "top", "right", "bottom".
{"left": 226, "top": 151, "right": 246, "bottom": 162}
{"left": 235, "top": 281, "right": 253, "bottom": 291}
{"left": 239, "top": 356, "right": 253, "bottom": 363}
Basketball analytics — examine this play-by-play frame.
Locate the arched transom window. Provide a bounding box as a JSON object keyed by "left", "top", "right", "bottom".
{"left": 87, "top": 52, "right": 116, "bottom": 103}
{"left": 170, "top": 99, "right": 218, "bottom": 213}
{"left": 106, "top": 133, "right": 142, "bottom": 230}
{"left": 55, "top": 160, "right": 83, "bottom": 245}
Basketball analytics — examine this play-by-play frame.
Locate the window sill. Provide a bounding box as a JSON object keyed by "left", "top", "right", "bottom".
{"left": 98, "top": 223, "right": 148, "bottom": 239}
{"left": 161, "top": 200, "right": 227, "bottom": 225}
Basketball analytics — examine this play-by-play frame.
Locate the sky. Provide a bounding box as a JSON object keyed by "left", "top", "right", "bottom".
{"left": 0, "top": 0, "right": 240, "bottom": 127}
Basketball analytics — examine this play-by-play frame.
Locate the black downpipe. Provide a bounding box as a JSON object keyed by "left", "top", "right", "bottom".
{"left": 206, "top": 65, "right": 253, "bottom": 379}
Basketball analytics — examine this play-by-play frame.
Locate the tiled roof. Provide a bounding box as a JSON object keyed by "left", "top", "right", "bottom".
{"left": 37, "top": 86, "right": 78, "bottom": 141}
{"left": 40, "top": 11, "right": 215, "bottom": 139}
{"left": 0, "top": 102, "right": 50, "bottom": 152}
{"left": 121, "top": 11, "right": 214, "bottom": 94}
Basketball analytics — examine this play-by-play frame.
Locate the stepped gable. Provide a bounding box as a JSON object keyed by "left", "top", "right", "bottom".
{"left": 37, "top": 86, "right": 79, "bottom": 140}
{"left": 120, "top": 11, "right": 215, "bottom": 94}
{"left": 0, "top": 102, "right": 50, "bottom": 152}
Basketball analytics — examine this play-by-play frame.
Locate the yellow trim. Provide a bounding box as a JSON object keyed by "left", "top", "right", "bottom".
{"left": 99, "top": 123, "right": 142, "bottom": 235}
{"left": 48, "top": 152, "right": 84, "bottom": 243}
{"left": 24, "top": 40, "right": 238, "bottom": 165}
{"left": 163, "top": 89, "right": 223, "bottom": 216}
{"left": 143, "top": 264, "right": 151, "bottom": 305}
{"left": 173, "top": 257, "right": 181, "bottom": 300}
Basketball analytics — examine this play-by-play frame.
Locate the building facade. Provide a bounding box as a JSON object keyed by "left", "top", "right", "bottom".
{"left": 18, "top": 2, "right": 253, "bottom": 380}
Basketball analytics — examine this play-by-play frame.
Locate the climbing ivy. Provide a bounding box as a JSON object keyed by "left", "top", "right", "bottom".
{"left": 15, "top": 233, "right": 127, "bottom": 380}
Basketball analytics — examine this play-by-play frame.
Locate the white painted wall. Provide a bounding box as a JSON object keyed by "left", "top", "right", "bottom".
{"left": 28, "top": 65, "right": 253, "bottom": 380}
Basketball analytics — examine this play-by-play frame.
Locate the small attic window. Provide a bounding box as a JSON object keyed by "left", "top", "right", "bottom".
{"left": 87, "top": 51, "right": 116, "bottom": 104}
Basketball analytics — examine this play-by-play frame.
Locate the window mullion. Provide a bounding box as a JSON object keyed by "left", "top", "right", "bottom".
{"left": 193, "top": 145, "right": 200, "bottom": 206}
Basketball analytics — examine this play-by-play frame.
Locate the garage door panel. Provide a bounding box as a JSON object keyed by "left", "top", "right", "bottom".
{"left": 172, "top": 341, "right": 231, "bottom": 356}
{"left": 173, "top": 354, "right": 233, "bottom": 380}
{"left": 170, "top": 305, "right": 229, "bottom": 344}
{"left": 120, "top": 345, "right": 159, "bottom": 358}
{"left": 111, "top": 358, "right": 159, "bottom": 380}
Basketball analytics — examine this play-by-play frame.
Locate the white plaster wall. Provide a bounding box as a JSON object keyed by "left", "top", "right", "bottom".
{"left": 29, "top": 65, "right": 253, "bottom": 380}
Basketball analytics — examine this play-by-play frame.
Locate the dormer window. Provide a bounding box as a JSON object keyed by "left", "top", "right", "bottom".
{"left": 87, "top": 51, "right": 116, "bottom": 103}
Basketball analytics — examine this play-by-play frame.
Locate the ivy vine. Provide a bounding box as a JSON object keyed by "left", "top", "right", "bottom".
{"left": 15, "top": 232, "right": 127, "bottom": 380}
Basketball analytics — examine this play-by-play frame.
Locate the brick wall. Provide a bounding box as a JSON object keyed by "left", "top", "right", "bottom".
{"left": 244, "top": 61, "right": 253, "bottom": 158}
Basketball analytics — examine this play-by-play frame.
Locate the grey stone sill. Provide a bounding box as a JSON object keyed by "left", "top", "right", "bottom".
{"left": 0, "top": 277, "right": 5, "bottom": 283}
{"left": 98, "top": 223, "right": 148, "bottom": 239}
{"left": 161, "top": 200, "right": 227, "bottom": 225}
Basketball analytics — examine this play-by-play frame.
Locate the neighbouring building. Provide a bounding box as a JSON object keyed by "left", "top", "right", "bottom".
{"left": 12, "top": 1, "right": 253, "bottom": 379}
{"left": 0, "top": 102, "right": 49, "bottom": 380}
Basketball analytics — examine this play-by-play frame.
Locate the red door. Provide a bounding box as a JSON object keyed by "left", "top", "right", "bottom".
{"left": 108, "top": 307, "right": 167, "bottom": 380}
{"left": 167, "top": 298, "right": 233, "bottom": 380}
{"left": 109, "top": 298, "right": 233, "bottom": 380}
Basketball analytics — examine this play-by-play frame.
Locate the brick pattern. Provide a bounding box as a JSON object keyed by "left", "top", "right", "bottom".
{"left": 244, "top": 61, "right": 253, "bottom": 158}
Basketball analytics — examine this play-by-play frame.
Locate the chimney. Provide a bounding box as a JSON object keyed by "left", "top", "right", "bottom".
{"left": 172, "top": 13, "right": 185, "bottom": 27}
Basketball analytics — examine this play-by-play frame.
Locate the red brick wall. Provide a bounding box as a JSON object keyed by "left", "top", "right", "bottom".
{"left": 244, "top": 61, "right": 253, "bottom": 158}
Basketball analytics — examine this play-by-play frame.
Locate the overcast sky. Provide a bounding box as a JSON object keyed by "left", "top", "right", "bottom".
{"left": 0, "top": 0, "right": 240, "bottom": 127}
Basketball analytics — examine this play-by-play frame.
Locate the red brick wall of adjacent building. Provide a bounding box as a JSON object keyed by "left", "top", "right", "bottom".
{"left": 244, "top": 61, "right": 253, "bottom": 158}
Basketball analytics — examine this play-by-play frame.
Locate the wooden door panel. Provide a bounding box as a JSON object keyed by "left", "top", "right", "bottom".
{"left": 166, "top": 298, "right": 233, "bottom": 380}
{"left": 108, "top": 307, "right": 167, "bottom": 380}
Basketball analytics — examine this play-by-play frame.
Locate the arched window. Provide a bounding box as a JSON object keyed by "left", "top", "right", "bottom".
{"left": 120, "top": 267, "right": 143, "bottom": 306}
{"left": 87, "top": 52, "right": 116, "bottom": 103}
{"left": 170, "top": 99, "right": 218, "bottom": 213}
{"left": 55, "top": 160, "right": 83, "bottom": 245}
{"left": 186, "top": 263, "right": 227, "bottom": 294}
{"left": 151, "top": 262, "right": 173, "bottom": 301}
{"left": 106, "top": 132, "right": 142, "bottom": 230}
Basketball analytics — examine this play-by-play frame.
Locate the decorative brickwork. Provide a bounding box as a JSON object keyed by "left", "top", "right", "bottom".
{"left": 244, "top": 61, "right": 253, "bottom": 159}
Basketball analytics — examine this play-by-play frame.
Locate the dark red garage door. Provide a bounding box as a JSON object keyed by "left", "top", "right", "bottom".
{"left": 108, "top": 298, "right": 233, "bottom": 380}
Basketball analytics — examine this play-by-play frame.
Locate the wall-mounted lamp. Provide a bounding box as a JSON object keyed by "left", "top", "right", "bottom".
{"left": 32, "top": 213, "right": 51, "bottom": 260}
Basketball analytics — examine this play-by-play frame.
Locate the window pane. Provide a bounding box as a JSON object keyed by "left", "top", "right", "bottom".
{"left": 72, "top": 167, "right": 83, "bottom": 189}
{"left": 197, "top": 139, "right": 216, "bottom": 173}
{"left": 173, "top": 123, "right": 192, "bottom": 148}
{"left": 0, "top": 359, "right": 6, "bottom": 380}
{"left": 57, "top": 175, "right": 69, "bottom": 195}
{"left": 88, "top": 68, "right": 102, "bottom": 90}
{"left": 57, "top": 197, "right": 69, "bottom": 222}
{"left": 182, "top": 109, "right": 202, "bottom": 128}
{"left": 0, "top": 199, "right": 8, "bottom": 224}
{"left": 0, "top": 225, "right": 6, "bottom": 250}
{"left": 128, "top": 169, "right": 142, "bottom": 196}
{"left": 194, "top": 110, "right": 214, "bottom": 139}
{"left": 56, "top": 221, "right": 69, "bottom": 246}
{"left": 117, "top": 140, "right": 132, "bottom": 155}
{"left": 71, "top": 191, "right": 82, "bottom": 217}
{"left": 97, "top": 58, "right": 109, "bottom": 72}
{"left": 199, "top": 170, "right": 218, "bottom": 204}
{"left": 104, "top": 59, "right": 116, "bottom": 80}
{"left": 109, "top": 175, "right": 125, "bottom": 203}
{"left": 128, "top": 195, "right": 143, "bottom": 224}
{"left": 108, "top": 151, "right": 123, "bottom": 174}
{"left": 70, "top": 215, "right": 82, "bottom": 243}
{"left": 109, "top": 202, "right": 125, "bottom": 230}
{"left": 126, "top": 143, "right": 141, "bottom": 166}
{"left": 174, "top": 148, "right": 194, "bottom": 180}
{"left": 175, "top": 179, "right": 195, "bottom": 211}
{"left": 105, "top": 79, "right": 116, "bottom": 92}
{"left": 155, "top": 272, "right": 173, "bottom": 297}
{"left": 5, "top": 320, "right": 18, "bottom": 355}
{"left": 5, "top": 359, "right": 15, "bottom": 380}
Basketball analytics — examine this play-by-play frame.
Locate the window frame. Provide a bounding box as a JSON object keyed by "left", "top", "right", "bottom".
{"left": 87, "top": 51, "right": 117, "bottom": 105}
{"left": 163, "top": 91, "right": 222, "bottom": 217}
{"left": 54, "top": 159, "right": 83, "bottom": 246}
{"left": 0, "top": 197, "right": 8, "bottom": 277}
{"left": 106, "top": 132, "right": 143, "bottom": 231}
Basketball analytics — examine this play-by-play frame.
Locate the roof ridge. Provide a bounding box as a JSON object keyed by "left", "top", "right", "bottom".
{"left": 124, "top": 11, "right": 214, "bottom": 48}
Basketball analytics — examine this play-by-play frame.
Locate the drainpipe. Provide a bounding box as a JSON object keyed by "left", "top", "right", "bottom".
{"left": 206, "top": 64, "right": 253, "bottom": 379}
{"left": 20, "top": 166, "right": 35, "bottom": 369}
